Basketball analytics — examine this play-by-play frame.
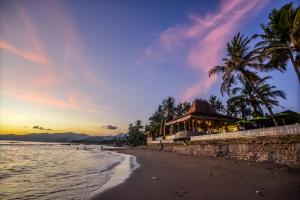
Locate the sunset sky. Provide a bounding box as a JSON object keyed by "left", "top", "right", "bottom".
{"left": 0, "top": 0, "right": 299, "bottom": 135}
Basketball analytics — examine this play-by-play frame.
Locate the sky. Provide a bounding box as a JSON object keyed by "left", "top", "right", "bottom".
{"left": 0, "top": 0, "right": 299, "bottom": 135}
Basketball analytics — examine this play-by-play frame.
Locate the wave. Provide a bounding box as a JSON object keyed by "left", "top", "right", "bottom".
{"left": 84, "top": 152, "right": 140, "bottom": 200}
{"left": 0, "top": 143, "right": 133, "bottom": 200}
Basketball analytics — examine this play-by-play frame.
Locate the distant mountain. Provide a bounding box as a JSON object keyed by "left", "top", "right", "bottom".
{"left": 72, "top": 133, "right": 128, "bottom": 144}
{"left": 0, "top": 132, "right": 89, "bottom": 143}
{"left": 0, "top": 132, "right": 128, "bottom": 143}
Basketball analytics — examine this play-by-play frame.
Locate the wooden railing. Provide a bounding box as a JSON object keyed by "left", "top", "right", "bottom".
{"left": 190, "top": 124, "right": 300, "bottom": 141}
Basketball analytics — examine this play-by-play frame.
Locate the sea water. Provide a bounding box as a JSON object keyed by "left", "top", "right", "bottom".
{"left": 0, "top": 141, "right": 138, "bottom": 200}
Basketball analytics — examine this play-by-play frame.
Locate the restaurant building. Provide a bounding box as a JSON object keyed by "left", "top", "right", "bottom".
{"left": 161, "top": 99, "right": 238, "bottom": 141}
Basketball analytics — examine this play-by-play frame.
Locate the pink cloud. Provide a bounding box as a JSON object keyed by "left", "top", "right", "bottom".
{"left": 47, "top": 1, "right": 103, "bottom": 87}
{"left": 0, "top": 2, "right": 109, "bottom": 116}
{"left": 0, "top": 40, "right": 47, "bottom": 64}
{"left": 140, "top": 0, "right": 269, "bottom": 101}
{"left": 1, "top": 83, "right": 75, "bottom": 109}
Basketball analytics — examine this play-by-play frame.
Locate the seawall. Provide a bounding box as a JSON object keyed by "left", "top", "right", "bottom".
{"left": 146, "top": 124, "right": 300, "bottom": 167}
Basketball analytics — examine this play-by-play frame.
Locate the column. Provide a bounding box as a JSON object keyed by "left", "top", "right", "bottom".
{"left": 163, "top": 121, "right": 166, "bottom": 136}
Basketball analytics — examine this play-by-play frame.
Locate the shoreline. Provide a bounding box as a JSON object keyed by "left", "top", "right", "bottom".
{"left": 90, "top": 148, "right": 300, "bottom": 200}
{"left": 85, "top": 150, "right": 140, "bottom": 200}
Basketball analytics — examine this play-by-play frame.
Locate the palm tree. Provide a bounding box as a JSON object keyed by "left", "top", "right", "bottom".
{"left": 253, "top": 76, "right": 286, "bottom": 112}
{"left": 127, "top": 120, "right": 145, "bottom": 146}
{"left": 176, "top": 102, "right": 191, "bottom": 117}
{"left": 254, "top": 3, "right": 300, "bottom": 83}
{"left": 208, "top": 95, "right": 226, "bottom": 114}
{"left": 208, "top": 33, "right": 280, "bottom": 126}
{"left": 149, "top": 105, "right": 164, "bottom": 136}
{"left": 229, "top": 76, "right": 286, "bottom": 119}
{"left": 292, "top": 7, "right": 300, "bottom": 50}
{"left": 226, "top": 98, "right": 252, "bottom": 119}
{"left": 148, "top": 96, "right": 177, "bottom": 136}
{"left": 161, "top": 96, "right": 177, "bottom": 121}
{"left": 229, "top": 79, "right": 264, "bottom": 117}
{"left": 134, "top": 120, "right": 143, "bottom": 130}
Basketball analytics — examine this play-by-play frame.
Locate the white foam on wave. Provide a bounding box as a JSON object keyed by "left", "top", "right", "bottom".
{"left": 84, "top": 151, "right": 140, "bottom": 200}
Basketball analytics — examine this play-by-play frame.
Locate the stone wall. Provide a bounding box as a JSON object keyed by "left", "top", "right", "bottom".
{"left": 147, "top": 134, "right": 300, "bottom": 167}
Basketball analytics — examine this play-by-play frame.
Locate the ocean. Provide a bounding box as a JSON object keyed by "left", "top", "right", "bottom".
{"left": 0, "top": 141, "right": 139, "bottom": 200}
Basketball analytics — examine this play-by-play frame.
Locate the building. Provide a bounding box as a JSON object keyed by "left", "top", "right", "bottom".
{"left": 162, "top": 99, "right": 238, "bottom": 141}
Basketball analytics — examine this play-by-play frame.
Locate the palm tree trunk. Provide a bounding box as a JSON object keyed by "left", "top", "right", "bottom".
{"left": 243, "top": 74, "right": 279, "bottom": 127}
{"left": 252, "top": 105, "right": 260, "bottom": 117}
{"left": 159, "top": 120, "right": 163, "bottom": 136}
{"left": 249, "top": 97, "right": 260, "bottom": 117}
{"left": 288, "top": 51, "right": 300, "bottom": 84}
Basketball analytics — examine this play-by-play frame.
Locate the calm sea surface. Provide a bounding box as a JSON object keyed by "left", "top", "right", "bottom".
{"left": 0, "top": 141, "right": 137, "bottom": 200}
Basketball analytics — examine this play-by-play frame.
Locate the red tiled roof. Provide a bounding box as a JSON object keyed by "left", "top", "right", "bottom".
{"left": 188, "top": 99, "right": 216, "bottom": 114}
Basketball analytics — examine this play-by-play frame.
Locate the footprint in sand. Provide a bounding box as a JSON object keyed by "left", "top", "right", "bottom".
{"left": 173, "top": 187, "right": 189, "bottom": 198}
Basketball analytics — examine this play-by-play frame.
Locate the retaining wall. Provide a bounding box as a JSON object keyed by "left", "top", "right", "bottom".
{"left": 147, "top": 124, "right": 300, "bottom": 167}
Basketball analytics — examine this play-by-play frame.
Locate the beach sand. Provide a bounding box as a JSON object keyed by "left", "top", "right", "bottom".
{"left": 91, "top": 149, "right": 300, "bottom": 200}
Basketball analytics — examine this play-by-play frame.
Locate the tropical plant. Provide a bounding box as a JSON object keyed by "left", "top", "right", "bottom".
{"left": 148, "top": 97, "right": 190, "bottom": 136}
{"left": 208, "top": 95, "right": 226, "bottom": 114}
{"left": 176, "top": 102, "right": 191, "bottom": 117}
{"left": 252, "top": 76, "right": 286, "bottom": 111}
{"left": 229, "top": 80, "right": 264, "bottom": 117}
{"left": 161, "top": 96, "right": 177, "bottom": 121}
{"left": 228, "top": 76, "right": 286, "bottom": 118}
{"left": 127, "top": 120, "right": 146, "bottom": 146}
{"left": 148, "top": 105, "right": 164, "bottom": 137}
{"left": 254, "top": 3, "right": 300, "bottom": 83}
{"left": 226, "top": 99, "right": 252, "bottom": 119}
{"left": 208, "top": 33, "right": 280, "bottom": 126}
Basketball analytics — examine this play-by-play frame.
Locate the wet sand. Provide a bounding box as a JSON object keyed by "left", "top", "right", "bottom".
{"left": 92, "top": 149, "right": 300, "bottom": 200}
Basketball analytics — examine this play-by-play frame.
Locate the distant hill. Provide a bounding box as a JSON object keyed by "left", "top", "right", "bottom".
{"left": 0, "top": 132, "right": 127, "bottom": 143}
{"left": 72, "top": 133, "right": 128, "bottom": 144}
{"left": 0, "top": 132, "right": 89, "bottom": 143}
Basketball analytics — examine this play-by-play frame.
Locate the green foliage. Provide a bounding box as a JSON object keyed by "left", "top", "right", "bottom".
{"left": 147, "top": 96, "right": 190, "bottom": 137}
{"left": 208, "top": 33, "right": 262, "bottom": 96}
{"left": 226, "top": 75, "right": 286, "bottom": 119}
{"left": 254, "top": 3, "right": 300, "bottom": 82}
{"left": 226, "top": 99, "right": 251, "bottom": 119}
{"left": 207, "top": 3, "right": 298, "bottom": 124}
{"left": 208, "top": 32, "right": 283, "bottom": 126}
{"left": 208, "top": 95, "right": 225, "bottom": 114}
{"left": 127, "top": 120, "right": 146, "bottom": 146}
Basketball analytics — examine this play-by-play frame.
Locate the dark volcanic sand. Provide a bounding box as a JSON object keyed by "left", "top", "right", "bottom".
{"left": 91, "top": 149, "right": 300, "bottom": 200}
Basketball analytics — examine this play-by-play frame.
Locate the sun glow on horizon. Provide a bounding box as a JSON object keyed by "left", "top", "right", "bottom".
{"left": 0, "top": 1, "right": 124, "bottom": 135}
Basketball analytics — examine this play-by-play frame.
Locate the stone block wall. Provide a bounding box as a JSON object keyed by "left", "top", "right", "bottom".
{"left": 147, "top": 134, "right": 300, "bottom": 167}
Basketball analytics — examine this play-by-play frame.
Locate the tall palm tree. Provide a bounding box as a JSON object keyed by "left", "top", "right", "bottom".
{"left": 208, "top": 95, "right": 226, "bottom": 114}
{"left": 292, "top": 5, "right": 300, "bottom": 50}
{"left": 149, "top": 105, "right": 164, "bottom": 136}
{"left": 229, "top": 76, "right": 286, "bottom": 118}
{"left": 176, "top": 102, "right": 191, "bottom": 117}
{"left": 254, "top": 3, "right": 300, "bottom": 83}
{"left": 226, "top": 98, "right": 252, "bottom": 119}
{"left": 161, "top": 96, "right": 177, "bottom": 121}
{"left": 229, "top": 79, "right": 264, "bottom": 117}
{"left": 148, "top": 96, "right": 177, "bottom": 136}
{"left": 253, "top": 76, "right": 286, "bottom": 112}
{"left": 134, "top": 120, "right": 143, "bottom": 131}
{"left": 208, "top": 33, "right": 280, "bottom": 126}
